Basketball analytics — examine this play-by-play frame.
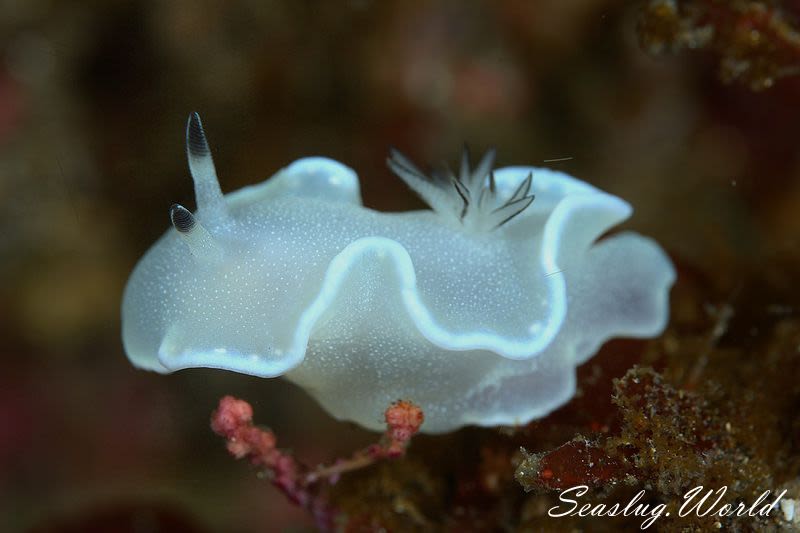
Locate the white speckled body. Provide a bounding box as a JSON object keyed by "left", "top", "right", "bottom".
{"left": 122, "top": 116, "right": 675, "bottom": 433}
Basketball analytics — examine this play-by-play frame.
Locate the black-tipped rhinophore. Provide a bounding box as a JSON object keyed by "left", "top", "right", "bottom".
{"left": 187, "top": 112, "right": 210, "bottom": 157}
{"left": 168, "top": 201, "right": 222, "bottom": 262}
{"left": 185, "top": 112, "right": 228, "bottom": 221}
{"left": 186, "top": 112, "right": 211, "bottom": 157}
{"left": 170, "top": 203, "right": 196, "bottom": 233}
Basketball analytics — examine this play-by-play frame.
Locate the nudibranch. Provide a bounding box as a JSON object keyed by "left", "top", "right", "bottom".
{"left": 122, "top": 113, "right": 675, "bottom": 433}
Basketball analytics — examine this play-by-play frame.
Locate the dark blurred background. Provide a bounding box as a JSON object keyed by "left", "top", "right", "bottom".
{"left": 2, "top": 0, "right": 800, "bottom": 531}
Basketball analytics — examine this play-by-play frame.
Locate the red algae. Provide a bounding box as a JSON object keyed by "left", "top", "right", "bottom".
{"left": 211, "top": 396, "right": 425, "bottom": 531}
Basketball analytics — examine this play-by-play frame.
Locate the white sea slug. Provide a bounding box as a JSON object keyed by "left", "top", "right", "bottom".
{"left": 122, "top": 113, "right": 675, "bottom": 433}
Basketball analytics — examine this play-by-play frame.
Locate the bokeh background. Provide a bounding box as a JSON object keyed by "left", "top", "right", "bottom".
{"left": 2, "top": 0, "right": 800, "bottom": 531}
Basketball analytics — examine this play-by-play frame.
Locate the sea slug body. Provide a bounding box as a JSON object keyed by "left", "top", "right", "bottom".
{"left": 122, "top": 113, "right": 675, "bottom": 433}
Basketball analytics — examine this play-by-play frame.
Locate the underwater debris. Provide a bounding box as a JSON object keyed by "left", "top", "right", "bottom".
{"left": 638, "top": 0, "right": 800, "bottom": 90}
{"left": 211, "top": 396, "right": 423, "bottom": 531}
